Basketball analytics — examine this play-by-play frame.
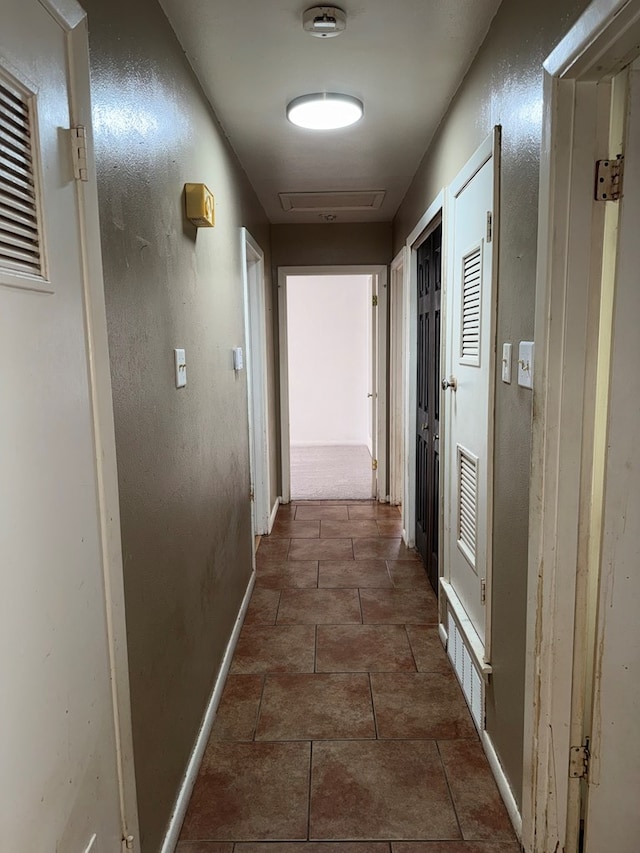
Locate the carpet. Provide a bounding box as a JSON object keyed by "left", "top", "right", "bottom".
{"left": 290, "top": 444, "right": 374, "bottom": 500}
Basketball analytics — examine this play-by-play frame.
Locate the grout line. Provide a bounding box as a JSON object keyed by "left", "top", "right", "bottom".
{"left": 252, "top": 673, "right": 266, "bottom": 742}
{"left": 273, "top": 590, "right": 283, "bottom": 625}
{"left": 307, "top": 739, "right": 313, "bottom": 841}
{"left": 405, "top": 625, "right": 419, "bottom": 672}
{"left": 436, "top": 738, "right": 464, "bottom": 840}
{"left": 313, "top": 624, "right": 318, "bottom": 673}
{"left": 368, "top": 671, "right": 379, "bottom": 740}
{"left": 357, "top": 587, "right": 363, "bottom": 624}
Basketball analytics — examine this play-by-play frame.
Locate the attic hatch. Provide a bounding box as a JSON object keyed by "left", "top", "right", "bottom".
{"left": 279, "top": 189, "right": 385, "bottom": 212}
{"left": 0, "top": 72, "right": 44, "bottom": 279}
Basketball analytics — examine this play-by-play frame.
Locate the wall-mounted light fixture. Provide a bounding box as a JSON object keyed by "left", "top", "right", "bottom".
{"left": 184, "top": 183, "right": 215, "bottom": 227}
{"left": 286, "top": 93, "right": 363, "bottom": 130}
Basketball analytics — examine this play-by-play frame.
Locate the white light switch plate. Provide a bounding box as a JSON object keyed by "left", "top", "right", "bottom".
{"left": 174, "top": 348, "right": 187, "bottom": 388}
{"left": 233, "top": 347, "right": 244, "bottom": 371}
{"left": 518, "top": 341, "right": 534, "bottom": 389}
{"left": 501, "top": 342, "right": 512, "bottom": 383}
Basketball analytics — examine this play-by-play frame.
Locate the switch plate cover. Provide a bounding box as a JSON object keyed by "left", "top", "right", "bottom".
{"left": 174, "top": 348, "right": 187, "bottom": 388}
{"left": 501, "top": 342, "right": 512, "bottom": 383}
{"left": 518, "top": 341, "right": 534, "bottom": 389}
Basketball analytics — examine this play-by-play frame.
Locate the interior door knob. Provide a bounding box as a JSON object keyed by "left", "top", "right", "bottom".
{"left": 441, "top": 376, "right": 458, "bottom": 391}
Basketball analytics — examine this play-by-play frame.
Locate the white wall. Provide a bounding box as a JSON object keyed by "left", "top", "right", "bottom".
{"left": 287, "top": 275, "right": 371, "bottom": 446}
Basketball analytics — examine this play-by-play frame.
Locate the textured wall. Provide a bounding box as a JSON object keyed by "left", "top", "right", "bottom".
{"left": 393, "top": 0, "right": 590, "bottom": 806}
{"left": 83, "top": 0, "right": 272, "bottom": 848}
{"left": 271, "top": 222, "right": 393, "bottom": 270}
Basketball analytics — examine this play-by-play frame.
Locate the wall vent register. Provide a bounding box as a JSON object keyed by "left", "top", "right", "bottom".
{"left": 0, "top": 76, "right": 43, "bottom": 278}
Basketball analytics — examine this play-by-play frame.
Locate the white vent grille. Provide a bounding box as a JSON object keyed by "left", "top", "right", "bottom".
{"left": 460, "top": 245, "right": 482, "bottom": 364}
{"left": 0, "top": 78, "right": 42, "bottom": 277}
{"left": 447, "top": 610, "right": 483, "bottom": 731}
{"left": 457, "top": 446, "right": 478, "bottom": 570}
{"left": 279, "top": 189, "right": 385, "bottom": 212}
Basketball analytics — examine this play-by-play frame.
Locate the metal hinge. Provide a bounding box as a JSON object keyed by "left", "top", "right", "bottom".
{"left": 249, "top": 488, "right": 255, "bottom": 502}
{"left": 480, "top": 578, "right": 486, "bottom": 604}
{"left": 372, "top": 294, "right": 378, "bottom": 307}
{"left": 122, "top": 835, "right": 135, "bottom": 852}
{"left": 71, "top": 126, "right": 88, "bottom": 182}
{"left": 486, "top": 211, "right": 493, "bottom": 243}
{"left": 372, "top": 459, "right": 378, "bottom": 471}
{"left": 569, "top": 742, "right": 590, "bottom": 779}
{"left": 595, "top": 155, "right": 624, "bottom": 201}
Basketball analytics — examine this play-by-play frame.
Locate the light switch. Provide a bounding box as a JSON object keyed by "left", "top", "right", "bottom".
{"left": 518, "top": 341, "right": 534, "bottom": 389}
{"left": 501, "top": 342, "right": 512, "bottom": 384}
{"left": 233, "top": 347, "right": 244, "bottom": 371}
{"left": 174, "top": 348, "right": 187, "bottom": 388}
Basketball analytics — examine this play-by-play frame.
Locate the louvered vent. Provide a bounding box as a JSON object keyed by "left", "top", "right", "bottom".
{"left": 460, "top": 245, "right": 482, "bottom": 365}
{"left": 0, "top": 78, "right": 42, "bottom": 277}
{"left": 457, "top": 446, "right": 478, "bottom": 569}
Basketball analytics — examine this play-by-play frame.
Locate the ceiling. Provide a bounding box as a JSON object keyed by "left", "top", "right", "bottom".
{"left": 159, "top": 0, "right": 502, "bottom": 224}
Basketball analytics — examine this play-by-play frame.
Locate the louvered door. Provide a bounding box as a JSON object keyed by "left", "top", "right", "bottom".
{"left": 415, "top": 223, "right": 441, "bottom": 592}
{"left": 443, "top": 131, "right": 499, "bottom": 649}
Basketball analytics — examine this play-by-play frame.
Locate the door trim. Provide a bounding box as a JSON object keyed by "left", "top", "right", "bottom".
{"left": 389, "top": 248, "right": 407, "bottom": 506}
{"left": 277, "top": 265, "right": 388, "bottom": 503}
{"left": 523, "top": 2, "right": 640, "bottom": 851}
{"left": 46, "top": 1, "right": 140, "bottom": 846}
{"left": 242, "top": 229, "right": 272, "bottom": 536}
{"left": 402, "top": 191, "right": 445, "bottom": 548}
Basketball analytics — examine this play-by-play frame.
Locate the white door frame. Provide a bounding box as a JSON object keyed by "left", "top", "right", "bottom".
{"left": 401, "top": 192, "right": 445, "bottom": 548}
{"left": 241, "top": 229, "right": 273, "bottom": 535}
{"left": 523, "top": 2, "right": 640, "bottom": 851}
{"left": 389, "top": 248, "right": 407, "bottom": 506}
{"left": 44, "top": 0, "right": 140, "bottom": 846}
{"left": 278, "top": 264, "right": 388, "bottom": 503}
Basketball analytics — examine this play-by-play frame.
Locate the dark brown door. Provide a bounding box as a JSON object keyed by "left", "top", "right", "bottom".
{"left": 415, "top": 224, "right": 441, "bottom": 592}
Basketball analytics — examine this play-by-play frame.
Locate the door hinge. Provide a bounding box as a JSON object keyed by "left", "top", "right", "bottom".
{"left": 122, "top": 835, "right": 135, "bottom": 852}
{"left": 480, "top": 578, "right": 486, "bottom": 604}
{"left": 569, "top": 742, "right": 590, "bottom": 779}
{"left": 486, "top": 211, "right": 493, "bottom": 243}
{"left": 372, "top": 459, "right": 378, "bottom": 471}
{"left": 249, "top": 488, "right": 255, "bottom": 502}
{"left": 372, "top": 294, "right": 378, "bottom": 307}
{"left": 71, "top": 126, "right": 88, "bottom": 182}
{"left": 595, "top": 155, "right": 624, "bottom": 201}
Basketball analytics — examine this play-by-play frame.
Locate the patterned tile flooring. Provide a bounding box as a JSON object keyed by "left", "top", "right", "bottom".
{"left": 177, "top": 502, "right": 519, "bottom": 853}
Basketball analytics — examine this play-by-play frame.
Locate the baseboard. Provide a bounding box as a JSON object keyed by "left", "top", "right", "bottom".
{"left": 481, "top": 728, "right": 523, "bottom": 842}
{"left": 268, "top": 497, "right": 280, "bottom": 533}
{"left": 159, "top": 569, "right": 256, "bottom": 853}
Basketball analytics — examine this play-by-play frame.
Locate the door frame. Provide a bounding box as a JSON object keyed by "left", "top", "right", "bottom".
{"left": 42, "top": 0, "right": 140, "bottom": 846}
{"left": 523, "top": 2, "right": 640, "bottom": 851}
{"left": 401, "top": 192, "right": 445, "bottom": 549}
{"left": 277, "top": 264, "right": 388, "bottom": 504}
{"left": 389, "top": 248, "right": 407, "bottom": 506}
{"left": 241, "top": 229, "right": 273, "bottom": 536}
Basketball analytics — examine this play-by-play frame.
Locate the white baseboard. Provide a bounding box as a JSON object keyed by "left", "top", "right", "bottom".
{"left": 268, "top": 497, "right": 280, "bottom": 533}
{"left": 159, "top": 568, "right": 256, "bottom": 853}
{"left": 481, "top": 728, "right": 523, "bottom": 843}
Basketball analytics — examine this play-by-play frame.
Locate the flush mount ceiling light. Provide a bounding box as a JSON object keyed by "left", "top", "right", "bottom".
{"left": 286, "top": 93, "right": 363, "bottom": 130}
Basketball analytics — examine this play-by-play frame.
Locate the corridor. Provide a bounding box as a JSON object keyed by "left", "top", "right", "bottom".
{"left": 176, "top": 501, "right": 518, "bottom": 850}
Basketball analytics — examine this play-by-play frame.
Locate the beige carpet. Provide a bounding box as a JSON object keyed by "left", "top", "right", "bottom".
{"left": 290, "top": 444, "right": 373, "bottom": 500}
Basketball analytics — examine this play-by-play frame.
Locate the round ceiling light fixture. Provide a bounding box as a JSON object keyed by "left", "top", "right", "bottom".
{"left": 286, "top": 93, "right": 363, "bottom": 130}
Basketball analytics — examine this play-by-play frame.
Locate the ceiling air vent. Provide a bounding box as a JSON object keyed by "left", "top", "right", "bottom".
{"left": 279, "top": 190, "right": 385, "bottom": 212}
{"left": 0, "top": 77, "right": 43, "bottom": 278}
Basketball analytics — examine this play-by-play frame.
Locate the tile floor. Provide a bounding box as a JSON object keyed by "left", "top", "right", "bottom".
{"left": 177, "top": 501, "right": 519, "bottom": 853}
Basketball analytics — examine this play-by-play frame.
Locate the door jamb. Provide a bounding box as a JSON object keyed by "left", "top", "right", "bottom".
{"left": 50, "top": 2, "right": 140, "bottom": 846}
{"left": 389, "top": 248, "right": 407, "bottom": 506}
{"left": 401, "top": 191, "right": 445, "bottom": 548}
{"left": 241, "top": 229, "right": 272, "bottom": 536}
{"left": 277, "top": 264, "right": 388, "bottom": 503}
{"left": 523, "top": 2, "right": 640, "bottom": 851}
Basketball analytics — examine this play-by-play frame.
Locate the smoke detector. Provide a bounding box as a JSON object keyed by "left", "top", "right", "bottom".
{"left": 303, "top": 6, "right": 347, "bottom": 38}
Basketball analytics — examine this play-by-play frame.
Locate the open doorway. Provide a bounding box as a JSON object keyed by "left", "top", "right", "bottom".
{"left": 278, "top": 265, "right": 388, "bottom": 503}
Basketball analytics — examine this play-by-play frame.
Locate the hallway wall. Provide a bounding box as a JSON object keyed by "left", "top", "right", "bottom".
{"left": 393, "top": 0, "right": 591, "bottom": 808}
{"left": 83, "top": 0, "right": 273, "bottom": 849}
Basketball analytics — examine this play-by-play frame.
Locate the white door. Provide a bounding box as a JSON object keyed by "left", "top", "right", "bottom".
{"left": 443, "top": 130, "right": 499, "bottom": 650}
{"left": 0, "top": 3, "right": 131, "bottom": 851}
{"left": 583, "top": 61, "right": 640, "bottom": 853}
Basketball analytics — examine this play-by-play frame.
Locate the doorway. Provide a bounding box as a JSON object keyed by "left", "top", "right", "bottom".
{"left": 278, "top": 265, "right": 388, "bottom": 504}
